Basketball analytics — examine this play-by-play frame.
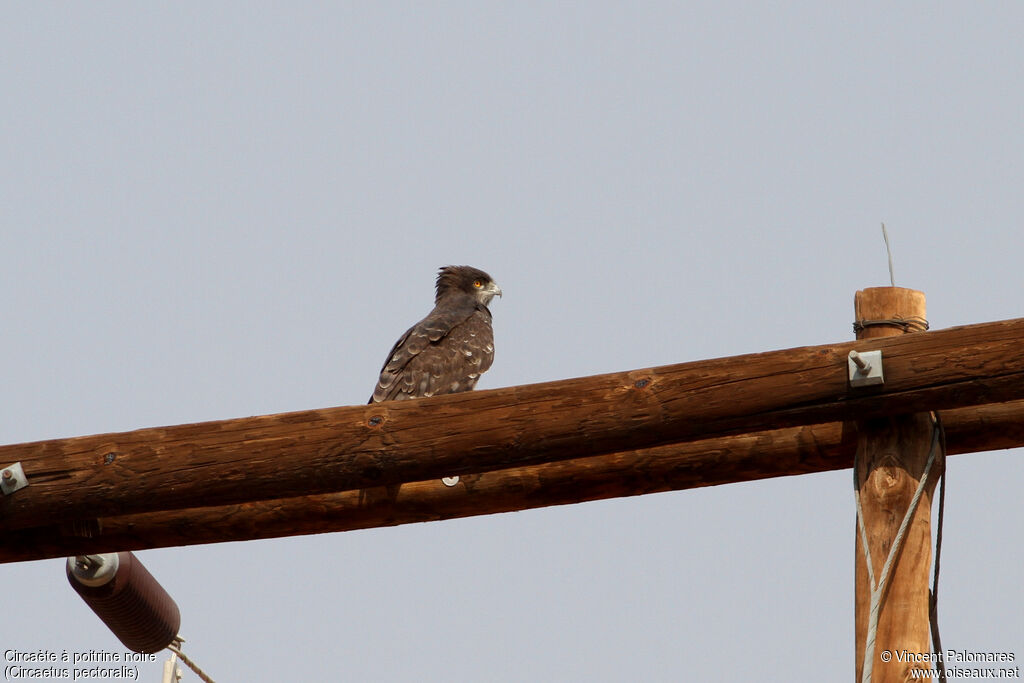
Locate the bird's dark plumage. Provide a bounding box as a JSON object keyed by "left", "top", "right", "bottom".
{"left": 370, "top": 265, "right": 501, "bottom": 404}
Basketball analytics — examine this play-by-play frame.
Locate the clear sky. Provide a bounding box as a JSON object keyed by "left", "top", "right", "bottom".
{"left": 2, "top": 3, "right": 1022, "bottom": 681}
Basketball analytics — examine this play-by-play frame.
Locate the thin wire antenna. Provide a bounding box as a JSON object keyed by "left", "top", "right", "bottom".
{"left": 881, "top": 223, "right": 895, "bottom": 286}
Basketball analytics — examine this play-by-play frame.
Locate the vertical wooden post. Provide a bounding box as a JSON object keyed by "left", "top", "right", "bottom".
{"left": 853, "top": 287, "right": 938, "bottom": 681}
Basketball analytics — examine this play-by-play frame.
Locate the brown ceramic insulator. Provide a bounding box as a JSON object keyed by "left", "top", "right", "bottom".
{"left": 67, "top": 551, "right": 181, "bottom": 653}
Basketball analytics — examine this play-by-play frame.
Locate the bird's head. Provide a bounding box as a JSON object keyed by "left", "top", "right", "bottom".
{"left": 435, "top": 265, "right": 502, "bottom": 306}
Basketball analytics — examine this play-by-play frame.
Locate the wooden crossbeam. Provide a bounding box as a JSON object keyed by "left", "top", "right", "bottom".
{"left": 1, "top": 400, "right": 1021, "bottom": 563}
{"left": 1, "top": 316, "right": 1023, "bottom": 546}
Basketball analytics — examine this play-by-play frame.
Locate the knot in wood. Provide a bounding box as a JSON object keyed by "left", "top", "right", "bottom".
{"left": 367, "top": 415, "right": 384, "bottom": 428}
{"left": 103, "top": 452, "right": 117, "bottom": 464}
{"left": 867, "top": 455, "right": 915, "bottom": 503}
{"left": 633, "top": 378, "right": 650, "bottom": 389}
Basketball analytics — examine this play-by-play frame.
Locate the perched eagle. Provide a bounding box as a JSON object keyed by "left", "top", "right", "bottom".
{"left": 370, "top": 265, "right": 501, "bottom": 404}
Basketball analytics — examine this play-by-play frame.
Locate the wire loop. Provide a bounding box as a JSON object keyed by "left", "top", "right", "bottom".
{"left": 852, "top": 316, "right": 929, "bottom": 335}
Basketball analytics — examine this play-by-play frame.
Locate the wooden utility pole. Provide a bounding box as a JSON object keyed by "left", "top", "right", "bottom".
{"left": 854, "top": 288, "right": 938, "bottom": 681}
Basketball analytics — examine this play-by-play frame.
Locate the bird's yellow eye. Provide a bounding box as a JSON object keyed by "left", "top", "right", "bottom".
{"left": 473, "top": 280, "right": 483, "bottom": 288}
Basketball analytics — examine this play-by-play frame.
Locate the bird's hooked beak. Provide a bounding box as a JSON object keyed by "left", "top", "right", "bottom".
{"left": 481, "top": 281, "right": 502, "bottom": 305}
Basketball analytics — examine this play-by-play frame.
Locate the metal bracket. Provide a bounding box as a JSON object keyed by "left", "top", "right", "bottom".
{"left": 848, "top": 349, "right": 884, "bottom": 388}
{"left": 1, "top": 462, "right": 29, "bottom": 495}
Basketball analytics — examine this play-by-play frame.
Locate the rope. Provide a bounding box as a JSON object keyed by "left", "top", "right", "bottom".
{"left": 856, "top": 415, "right": 942, "bottom": 683}
{"left": 167, "top": 637, "right": 216, "bottom": 683}
{"left": 852, "top": 316, "right": 929, "bottom": 335}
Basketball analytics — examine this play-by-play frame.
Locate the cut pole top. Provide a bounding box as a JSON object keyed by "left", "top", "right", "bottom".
{"left": 854, "top": 287, "right": 927, "bottom": 340}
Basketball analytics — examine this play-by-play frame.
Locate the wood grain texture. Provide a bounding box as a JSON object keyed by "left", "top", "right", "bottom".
{"left": 853, "top": 287, "right": 935, "bottom": 682}
{"left": 0, "top": 399, "right": 1021, "bottom": 563}
{"left": 1, "top": 316, "right": 1024, "bottom": 537}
